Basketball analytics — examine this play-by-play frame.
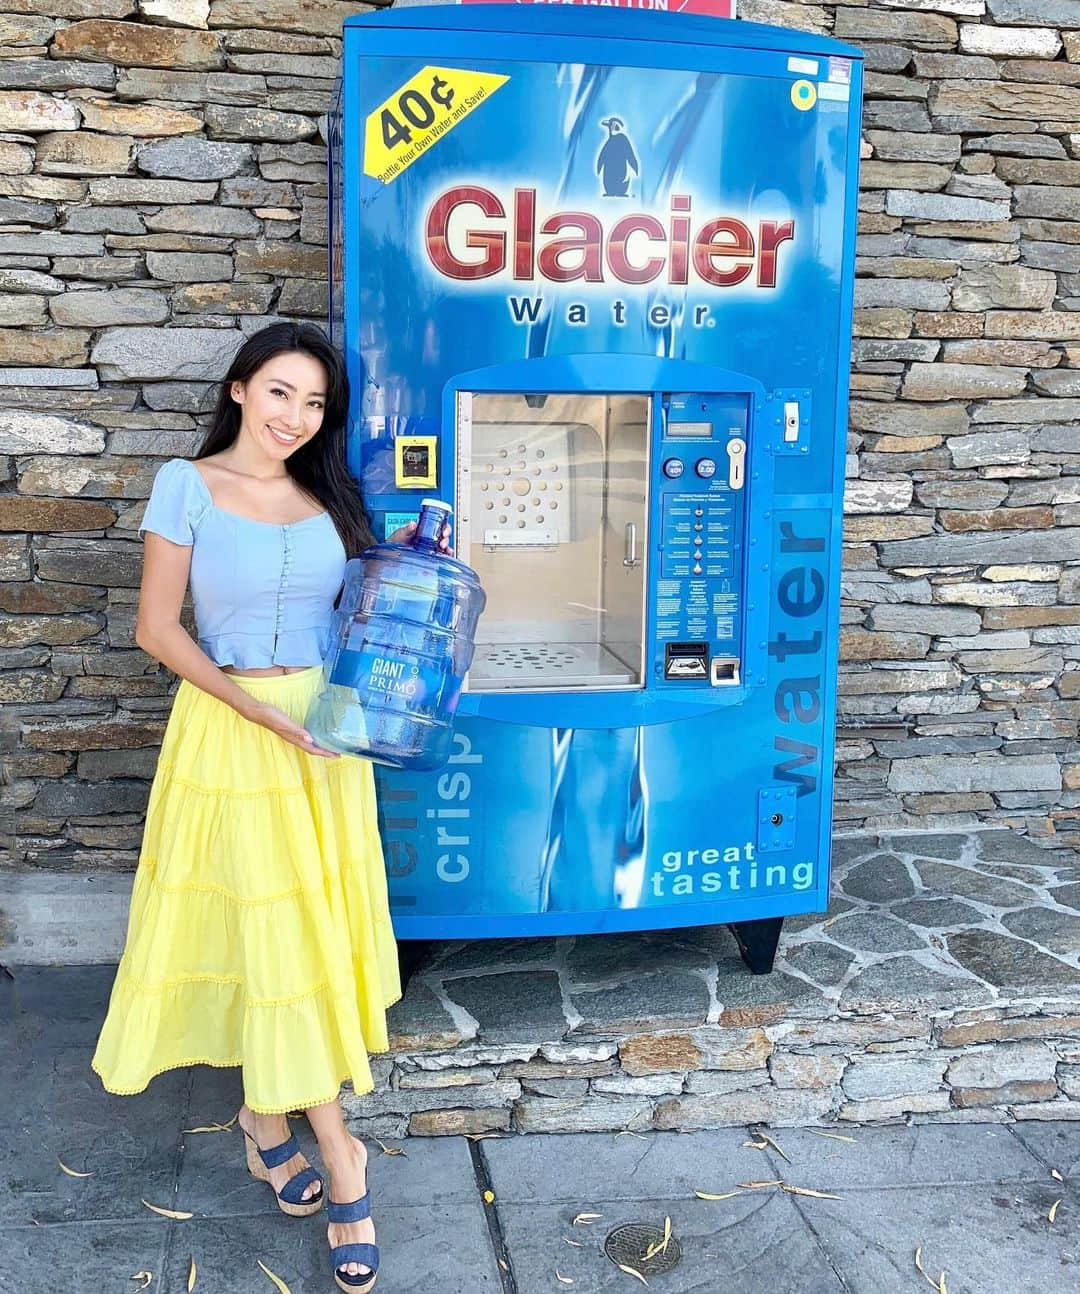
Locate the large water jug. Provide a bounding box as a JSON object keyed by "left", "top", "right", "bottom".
{"left": 306, "top": 500, "right": 486, "bottom": 769}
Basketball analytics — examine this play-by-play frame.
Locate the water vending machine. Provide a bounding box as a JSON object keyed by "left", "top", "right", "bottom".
{"left": 330, "top": 5, "right": 864, "bottom": 971}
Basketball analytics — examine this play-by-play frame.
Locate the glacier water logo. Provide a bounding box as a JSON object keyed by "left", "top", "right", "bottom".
{"left": 424, "top": 187, "right": 795, "bottom": 290}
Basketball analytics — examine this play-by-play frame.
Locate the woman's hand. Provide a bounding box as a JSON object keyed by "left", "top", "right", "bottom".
{"left": 244, "top": 700, "right": 341, "bottom": 759}
{"left": 388, "top": 519, "right": 454, "bottom": 555}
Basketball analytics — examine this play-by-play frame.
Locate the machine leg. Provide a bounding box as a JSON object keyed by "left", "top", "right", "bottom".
{"left": 396, "top": 938, "right": 436, "bottom": 988}
{"left": 727, "top": 917, "right": 784, "bottom": 975}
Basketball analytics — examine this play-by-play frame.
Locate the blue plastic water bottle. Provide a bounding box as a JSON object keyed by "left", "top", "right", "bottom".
{"left": 306, "top": 500, "right": 486, "bottom": 769}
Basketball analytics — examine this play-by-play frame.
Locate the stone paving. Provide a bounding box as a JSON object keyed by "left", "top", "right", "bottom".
{"left": 353, "top": 829, "right": 1080, "bottom": 1136}
{"left": 1, "top": 965, "right": 1077, "bottom": 1294}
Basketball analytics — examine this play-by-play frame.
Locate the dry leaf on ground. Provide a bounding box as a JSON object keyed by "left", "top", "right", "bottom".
{"left": 257, "top": 1259, "right": 292, "bottom": 1294}
{"left": 711, "top": 1179, "right": 841, "bottom": 1201}
{"left": 555, "top": 1271, "right": 574, "bottom": 1285}
{"left": 1051, "top": 1169, "right": 1063, "bottom": 1183}
{"left": 564, "top": 1238, "right": 584, "bottom": 1247}
{"left": 616, "top": 1262, "right": 649, "bottom": 1285}
{"left": 483, "top": 1189, "right": 495, "bottom": 1204}
{"left": 914, "top": 1245, "right": 946, "bottom": 1292}
{"left": 130, "top": 1274, "right": 152, "bottom": 1291}
{"left": 783, "top": 1185, "right": 842, "bottom": 1201}
{"left": 643, "top": 1215, "right": 673, "bottom": 1261}
{"left": 58, "top": 1158, "right": 93, "bottom": 1178}
{"left": 1048, "top": 1199, "right": 1060, "bottom": 1224}
{"left": 754, "top": 1131, "right": 792, "bottom": 1164}
{"left": 572, "top": 1212, "right": 602, "bottom": 1225}
{"left": 807, "top": 1130, "right": 856, "bottom": 1144}
{"left": 141, "top": 1199, "right": 193, "bottom": 1220}
{"left": 187, "top": 1255, "right": 197, "bottom": 1291}
{"left": 465, "top": 1133, "right": 503, "bottom": 1142}
{"left": 374, "top": 1139, "right": 407, "bottom": 1156}
{"left": 182, "top": 1120, "right": 236, "bottom": 1135}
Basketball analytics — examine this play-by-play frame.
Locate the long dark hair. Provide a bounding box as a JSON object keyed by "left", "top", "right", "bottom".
{"left": 197, "top": 322, "right": 374, "bottom": 556}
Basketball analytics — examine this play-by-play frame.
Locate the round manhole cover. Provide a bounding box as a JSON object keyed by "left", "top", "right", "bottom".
{"left": 603, "top": 1221, "right": 682, "bottom": 1278}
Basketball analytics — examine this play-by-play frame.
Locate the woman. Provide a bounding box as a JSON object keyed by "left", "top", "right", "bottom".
{"left": 93, "top": 321, "right": 435, "bottom": 1291}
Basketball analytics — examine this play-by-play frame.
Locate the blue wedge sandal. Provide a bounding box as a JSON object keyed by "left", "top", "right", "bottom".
{"left": 328, "top": 1193, "right": 379, "bottom": 1291}
{"left": 241, "top": 1123, "right": 325, "bottom": 1218}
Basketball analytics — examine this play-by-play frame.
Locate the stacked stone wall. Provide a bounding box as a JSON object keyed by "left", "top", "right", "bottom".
{"left": 344, "top": 1012, "right": 1080, "bottom": 1137}
{"left": 0, "top": 0, "right": 1078, "bottom": 872}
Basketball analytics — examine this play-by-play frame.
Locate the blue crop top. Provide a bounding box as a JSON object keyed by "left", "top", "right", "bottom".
{"left": 139, "top": 457, "right": 348, "bottom": 669}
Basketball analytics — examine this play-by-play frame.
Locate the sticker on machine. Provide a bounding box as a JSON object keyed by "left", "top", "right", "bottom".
{"left": 364, "top": 65, "right": 509, "bottom": 184}
{"left": 817, "top": 82, "right": 850, "bottom": 102}
{"left": 790, "top": 79, "right": 816, "bottom": 111}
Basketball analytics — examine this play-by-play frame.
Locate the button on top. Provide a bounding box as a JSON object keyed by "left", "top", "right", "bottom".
{"left": 276, "top": 528, "right": 292, "bottom": 627}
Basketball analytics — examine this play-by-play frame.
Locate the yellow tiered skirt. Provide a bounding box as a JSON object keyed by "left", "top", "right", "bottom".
{"left": 91, "top": 666, "right": 401, "bottom": 1113}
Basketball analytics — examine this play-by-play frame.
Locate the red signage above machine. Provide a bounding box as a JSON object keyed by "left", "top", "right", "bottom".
{"left": 460, "top": 0, "right": 737, "bottom": 19}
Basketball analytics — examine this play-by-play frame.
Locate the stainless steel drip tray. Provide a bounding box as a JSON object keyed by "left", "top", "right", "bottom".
{"left": 469, "top": 641, "right": 635, "bottom": 690}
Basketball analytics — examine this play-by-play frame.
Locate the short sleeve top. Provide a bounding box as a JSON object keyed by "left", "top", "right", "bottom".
{"left": 139, "top": 457, "right": 348, "bottom": 669}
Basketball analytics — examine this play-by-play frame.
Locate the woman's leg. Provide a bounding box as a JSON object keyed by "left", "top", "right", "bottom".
{"left": 237, "top": 1105, "right": 322, "bottom": 1201}
{"left": 308, "top": 1096, "right": 376, "bottom": 1280}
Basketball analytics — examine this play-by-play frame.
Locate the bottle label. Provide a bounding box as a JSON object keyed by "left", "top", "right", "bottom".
{"left": 330, "top": 646, "right": 440, "bottom": 710}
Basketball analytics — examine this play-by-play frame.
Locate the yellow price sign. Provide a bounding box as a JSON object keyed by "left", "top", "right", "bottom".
{"left": 364, "top": 66, "right": 509, "bottom": 185}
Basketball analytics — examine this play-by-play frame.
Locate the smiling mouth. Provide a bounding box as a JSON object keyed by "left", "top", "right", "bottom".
{"left": 268, "top": 426, "right": 300, "bottom": 446}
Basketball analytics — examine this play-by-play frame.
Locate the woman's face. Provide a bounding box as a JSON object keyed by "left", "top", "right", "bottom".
{"left": 230, "top": 350, "right": 328, "bottom": 461}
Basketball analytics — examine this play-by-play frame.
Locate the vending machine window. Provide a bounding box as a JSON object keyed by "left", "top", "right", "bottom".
{"left": 458, "top": 391, "right": 650, "bottom": 692}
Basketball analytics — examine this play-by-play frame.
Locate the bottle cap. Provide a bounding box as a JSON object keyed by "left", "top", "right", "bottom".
{"left": 420, "top": 498, "right": 453, "bottom": 513}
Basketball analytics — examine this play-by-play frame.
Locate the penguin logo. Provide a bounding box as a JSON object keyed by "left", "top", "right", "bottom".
{"left": 596, "top": 117, "right": 639, "bottom": 198}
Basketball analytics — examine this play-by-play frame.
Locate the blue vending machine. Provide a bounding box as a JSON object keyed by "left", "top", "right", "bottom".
{"left": 330, "top": 5, "right": 863, "bottom": 971}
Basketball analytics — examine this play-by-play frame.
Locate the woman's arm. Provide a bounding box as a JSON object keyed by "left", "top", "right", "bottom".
{"left": 135, "top": 533, "right": 338, "bottom": 757}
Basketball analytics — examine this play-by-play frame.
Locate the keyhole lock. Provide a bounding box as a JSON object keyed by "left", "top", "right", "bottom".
{"left": 770, "top": 813, "right": 784, "bottom": 826}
